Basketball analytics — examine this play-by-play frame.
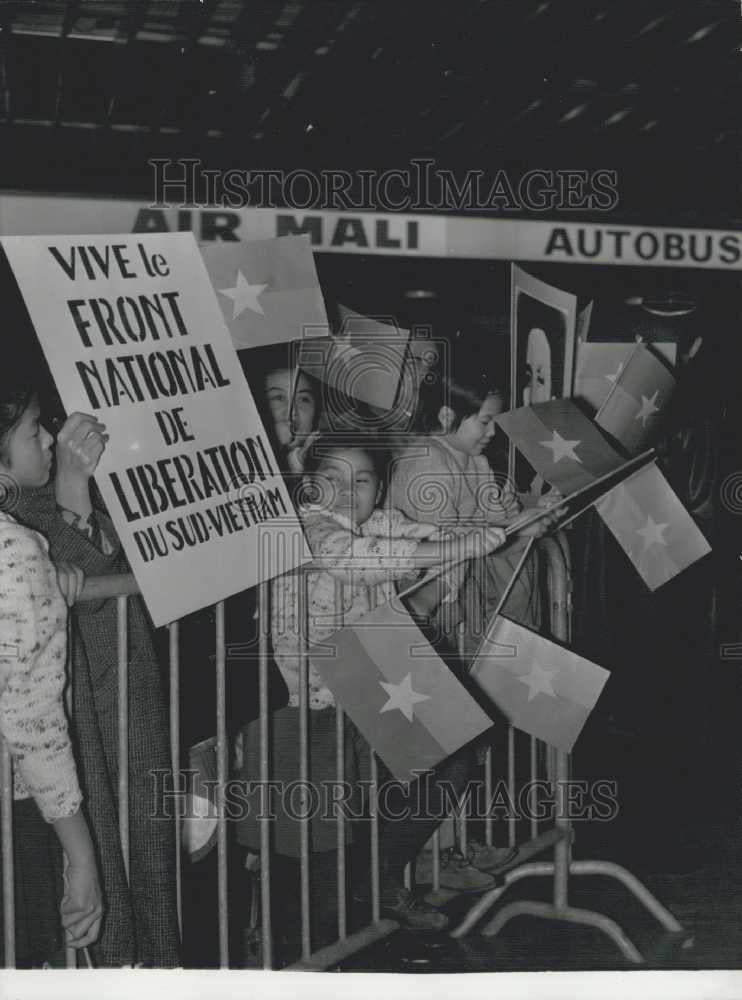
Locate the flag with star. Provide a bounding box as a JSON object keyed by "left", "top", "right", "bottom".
{"left": 594, "top": 461, "right": 711, "bottom": 591}
{"left": 470, "top": 616, "right": 610, "bottom": 753}
{"left": 201, "top": 234, "right": 329, "bottom": 350}
{"left": 595, "top": 342, "right": 677, "bottom": 454}
{"left": 310, "top": 599, "right": 492, "bottom": 782}
{"left": 496, "top": 398, "right": 625, "bottom": 494}
{"left": 296, "top": 304, "right": 410, "bottom": 412}
{"left": 575, "top": 341, "right": 677, "bottom": 413}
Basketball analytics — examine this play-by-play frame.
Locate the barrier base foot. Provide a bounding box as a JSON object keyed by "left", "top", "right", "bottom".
{"left": 451, "top": 856, "right": 684, "bottom": 965}
{"left": 567, "top": 859, "right": 683, "bottom": 933}
{"left": 284, "top": 919, "right": 399, "bottom": 971}
{"left": 480, "top": 900, "right": 644, "bottom": 964}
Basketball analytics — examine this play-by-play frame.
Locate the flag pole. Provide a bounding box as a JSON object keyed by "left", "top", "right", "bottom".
{"left": 395, "top": 523, "right": 538, "bottom": 607}
{"left": 594, "top": 339, "right": 642, "bottom": 423}
{"left": 498, "top": 447, "right": 657, "bottom": 540}
{"left": 394, "top": 449, "right": 656, "bottom": 658}
{"left": 467, "top": 537, "right": 537, "bottom": 668}
{"left": 487, "top": 537, "right": 537, "bottom": 623}
{"left": 552, "top": 449, "right": 657, "bottom": 533}
{"left": 337, "top": 450, "right": 657, "bottom": 610}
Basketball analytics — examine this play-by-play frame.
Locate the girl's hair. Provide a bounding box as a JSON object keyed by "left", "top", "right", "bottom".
{"left": 0, "top": 380, "right": 35, "bottom": 463}
{"left": 303, "top": 433, "right": 389, "bottom": 487}
{"left": 238, "top": 344, "right": 322, "bottom": 469}
{"left": 419, "top": 360, "right": 504, "bottom": 433}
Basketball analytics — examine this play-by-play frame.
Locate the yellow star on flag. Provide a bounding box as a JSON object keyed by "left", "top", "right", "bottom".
{"left": 218, "top": 270, "right": 268, "bottom": 320}
{"left": 539, "top": 429, "right": 582, "bottom": 464}
{"left": 517, "top": 660, "right": 558, "bottom": 702}
{"left": 379, "top": 673, "right": 430, "bottom": 722}
{"left": 634, "top": 389, "right": 660, "bottom": 427}
{"left": 636, "top": 514, "right": 669, "bottom": 550}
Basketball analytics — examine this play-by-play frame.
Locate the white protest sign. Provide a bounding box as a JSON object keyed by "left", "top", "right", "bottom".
{"left": 2, "top": 232, "right": 310, "bottom": 626}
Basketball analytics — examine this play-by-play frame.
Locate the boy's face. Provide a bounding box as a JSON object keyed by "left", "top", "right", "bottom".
{"left": 450, "top": 393, "right": 502, "bottom": 457}
{"left": 314, "top": 448, "right": 381, "bottom": 526}
{"left": 0, "top": 396, "right": 54, "bottom": 489}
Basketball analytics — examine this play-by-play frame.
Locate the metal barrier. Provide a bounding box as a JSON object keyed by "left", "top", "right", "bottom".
{"left": 450, "top": 536, "right": 685, "bottom": 961}
{"left": 0, "top": 533, "right": 684, "bottom": 969}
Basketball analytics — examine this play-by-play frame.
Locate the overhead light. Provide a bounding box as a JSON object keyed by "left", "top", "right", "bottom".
{"left": 625, "top": 294, "right": 697, "bottom": 317}
{"left": 404, "top": 289, "right": 437, "bottom": 300}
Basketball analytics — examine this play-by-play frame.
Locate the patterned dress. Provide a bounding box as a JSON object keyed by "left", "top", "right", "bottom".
{"left": 14, "top": 485, "right": 180, "bottom": 967}
{"left": 236, "top": 505, "right": 439, "bottom": 856}
{"left": 0, "top": 512, "right": 80, "bottom": 819}
{"left": 0, "top": 512, "right": 82, "bottom": 965}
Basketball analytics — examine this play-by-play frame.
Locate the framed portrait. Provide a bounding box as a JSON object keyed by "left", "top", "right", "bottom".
{"left": 509, "top": 264, "right": 578, "bottom": 485}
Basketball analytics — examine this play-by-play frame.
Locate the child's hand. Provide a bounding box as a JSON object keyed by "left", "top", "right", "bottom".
{"left": 537, "top": 488, "right": 563, "bottom": 509}
{"left": 460, "top": 526, "right": 507, "bottom": 560}
{"left": 54, "top": 561, "right": 85, "bottom": 606}
{"left": 55, "top": 413, "right": 109, "bottom": 517}
{"left": 56, "top": 413, "right": 109, "bottom": 481}
{"left": 515, "top": 506, "right": 568, "bottom": 538}
{"left": 274, "top": 419, "right": 293, "bottom": 449}
{"left": 60, "top": 853, "right": 103, "bottom": 950}
{"left": 285, "top": 430, "right": 321, "bottom": 475}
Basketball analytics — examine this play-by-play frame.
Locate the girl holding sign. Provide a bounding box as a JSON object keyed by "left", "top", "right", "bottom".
{"left": 0, "top": 377, "right": 103, "bottom": 964}
{"left": 14, "top": 402, "right": 180, "bottom": 968}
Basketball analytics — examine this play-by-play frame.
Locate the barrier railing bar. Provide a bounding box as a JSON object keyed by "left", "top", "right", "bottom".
{"left": 431, "top": 828, "right": 440, "bottom": 891}
{"left": 1, "top": 740, "right": 14, "bottom": 968}
{"left": 366, "top": 584, "right": 381, "bottom": 924}
{"left": 257, "top": 579, "right": 273, "bottom": 969}
{"left": 285, "top": 919, "right": 399, "bottom": 972}
{"left": 333, "top": 579, "right": 347, "bottom": 941}
{"left": 117, "top": 596, "right": 130, "bottom": 881}
{"left": 215, "top": 601, "right": 229, "bottom": 969}
{"left": 403, "top": 861, "right": 411, "bottom": 892}
{"left": 455, "top": 625, "right": 468, "bottom": 860}
{"left": 80, "top": 574, "right": 139, "bottom": 600}
{"left": 530, "top": 736, "right": 538, "bottom": 841}
{"left": 297, "top": 565, "right": 311, "bottom": 960}
{"left": 484, "top": 747, "right": 493, "bottom": 847}
{"left": 545, "top": 539, "right": 572, "bottom": 913}
{"left": 369, "top": 752, "right": 380, "bottom": 924}
{"left": 507, "top": 726, "right": 515, "bottom": 848}
{"left": 336, "top": 702, "right": 347, "bottom": 938}
{"left": 168, "top": 621, "right": 182, "bottom": 937}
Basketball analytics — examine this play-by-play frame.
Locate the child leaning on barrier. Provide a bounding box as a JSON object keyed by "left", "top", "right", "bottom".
{"left": 385, "top": 358, "right": 563, "bottom": 883}
{"left": 386, "top": 358, "right": 562, "bottom": 657}
{"left": 0, "top": 376, "right": 102, "bottom": 965}
{"left": 235, "top": 434, "right": 507, "bottom": 948}
{"left": 14, "top": 400, "right": 180, "bottom": 968}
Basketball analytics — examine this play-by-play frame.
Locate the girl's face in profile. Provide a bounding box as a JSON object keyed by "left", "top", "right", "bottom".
{"left": 448, "top": 393, "right": 503, "bottom": 457}
{"left": 0, "top": 395, "right": 54, "bottom": 489}
{"left": 264, "top": 369, "right": 317, "bottom": 445}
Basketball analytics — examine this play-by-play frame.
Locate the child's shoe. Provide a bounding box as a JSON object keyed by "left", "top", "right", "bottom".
{"left": 415, "top": 848, "right": 496, "bottom": 893}
{"left": 465, "top": 840, "right": 518, "bottom": 874}
{"left": 381, "top": 888, "right": 450, "bottom": 932}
